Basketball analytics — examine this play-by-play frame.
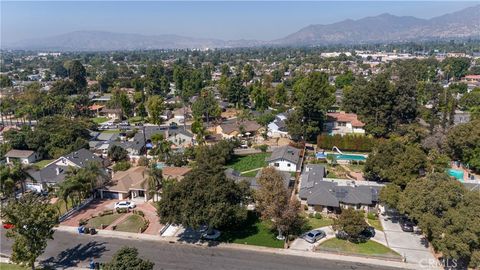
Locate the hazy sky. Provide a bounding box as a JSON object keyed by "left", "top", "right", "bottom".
{"left": 1, "top": 1, "right": 479, "bottom": 43}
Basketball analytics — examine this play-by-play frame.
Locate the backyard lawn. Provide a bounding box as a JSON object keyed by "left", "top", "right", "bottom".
{"left": 115, "top": 214, "right": 146, "bottom": 233}
{"left": 100, "top": 129, "right": 120, "bottom": 134}
{"left": 87, "top": 213, "right": 124, "bottom": 229}
{"left": 0, "top": 263, "right": 26, "bottom": 270}
{"left": 91, "top": 117, "right": 109, "bottom": 124}
{"left": 319, "top": 238, "right": 399, "bottom": 257}
{"left": 227, "top": 153, "right": 269, "bottom": 173}
{"left": 33, "top": 159, "right": 55, "bottom": 169}
{"left": 220, "top": 212, "right": 284, "bottom": 248}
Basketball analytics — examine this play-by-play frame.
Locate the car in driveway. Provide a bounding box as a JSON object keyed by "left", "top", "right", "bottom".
{"left": 302, "top": 229, "right": 326, "bottom": 243}
{"left": 114, "top": 201, "right": 136, "bottom": 210}
{"left": 400, "top": 218, "right": 415, "bottom": 232}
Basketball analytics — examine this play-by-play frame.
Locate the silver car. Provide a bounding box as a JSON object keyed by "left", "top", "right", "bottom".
{"left": 302, "top": 229, "right": 326, "bottom": 243}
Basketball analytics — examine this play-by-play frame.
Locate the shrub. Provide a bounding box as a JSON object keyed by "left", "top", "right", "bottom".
{"left": 79, "top": 219, "right": 87, "bottom": 226}
{"left": 116, "top": 208, "right": 128, "bottom": 214}
{"left": 136, "top": 210, "right": 145, "bottom": 217}
{"left": 308, "top": 213, "right": 314, "bottom": 218}
{"left": 112, "top": 225, "right": 117, "bottom": 230}
{"left": 137, "top": 157, "right": 149, "bottom": 166}
{"left": 113, "top": 161, "right": 132, "bottom": 172}
{"left": 317, "top": 134, "right": 378, "bottom": 152}
{"left": 257, "top": 144, "right": 268, "bottom": 152}
{"left": 367, "top": 212, "right": 377, "bottom": 220}
{"left": 140, "top": 218, "right": 149, "bottom": 233}
{"left": 314, "top": 213, "right": 322, "bottom": 219}
{"left": 304, "top": 205, "right": 309, "bottom": 211}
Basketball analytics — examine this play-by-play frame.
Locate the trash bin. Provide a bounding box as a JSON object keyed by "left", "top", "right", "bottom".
{"left": 95, "top": 262, "right": 100, "bottom": 270}
{"left": 78, "top": 226, "right": 84, "bottom": 234}
{"left": 90, "top": 228, "right": 96, "bottom": 235}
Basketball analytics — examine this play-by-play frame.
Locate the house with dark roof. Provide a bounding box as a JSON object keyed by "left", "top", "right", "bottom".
{"left": 5, "top": 149, "right": 39, "bottom": 165}
{"left": 26, "top": 149, "right": 108, "bottom": 192}
{"left": 215, "top": 119, "right": 262, "bottom": 139}
{"left": 266, "top": 145, "right": 302, "bottom": 172}
{"left": 299, "top": 164, "right": 383, "bottom": 213}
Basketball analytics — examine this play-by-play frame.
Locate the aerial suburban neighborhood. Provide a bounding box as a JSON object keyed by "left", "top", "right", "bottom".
{"left": 0, "top": 2, "right": 480, "bottom": 270}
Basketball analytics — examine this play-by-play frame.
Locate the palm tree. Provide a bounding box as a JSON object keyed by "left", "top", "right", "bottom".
{"left": 143, "top": 164, "right": 163, "bottom": 202}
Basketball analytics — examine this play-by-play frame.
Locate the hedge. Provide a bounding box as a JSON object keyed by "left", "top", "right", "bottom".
{"left": 317, "top": 134, "right": 378, "bottom": 152}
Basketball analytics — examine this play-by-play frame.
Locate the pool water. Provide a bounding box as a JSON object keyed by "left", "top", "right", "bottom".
{"left": 328, "top": 154, "right": 367, "bottom": 161}
{"left": 448, "top": 169, "right": 464, "bottom": 181}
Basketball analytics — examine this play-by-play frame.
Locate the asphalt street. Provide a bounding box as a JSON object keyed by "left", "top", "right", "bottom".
{"left": 0, "top": 229, "right": 406, "bottom": 270}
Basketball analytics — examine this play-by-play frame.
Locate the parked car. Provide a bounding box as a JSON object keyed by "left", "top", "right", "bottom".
{"left": 2, "top": 223, "right": 14, "bottom": 229}
{"left": 400, "top": 218, "right": 415, "bottom": 232}
{"left": 114, "top": 201, "right": 136, "bottom": 210}
{"left": 302, "top": 229, "right": 326, "bottom": 243}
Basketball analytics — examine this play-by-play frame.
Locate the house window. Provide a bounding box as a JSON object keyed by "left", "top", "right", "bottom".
{"left": 274, "top": 163, "right": 279, "bottom": 167}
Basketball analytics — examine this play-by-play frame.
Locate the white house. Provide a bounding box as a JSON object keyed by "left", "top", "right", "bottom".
{"left": 4, "top": 150, "right": 39, "bottom": 165}
{"left": 266, "top": 145, "right": 302, "bottom": 172}
{"left": 267, "top": 113, "right": 289, "bottom": 138}
{"left": 324, "top": 112, "right": 365, "bottom": 136}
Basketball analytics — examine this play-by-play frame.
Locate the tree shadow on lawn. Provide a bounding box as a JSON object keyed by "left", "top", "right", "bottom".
{"left": 42, "top": 241, "right": 108, "bottom": 268}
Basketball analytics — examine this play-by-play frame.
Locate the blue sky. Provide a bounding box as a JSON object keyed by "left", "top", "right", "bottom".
{"left": 1, "top": 1, "right": 479, "bottom": 43}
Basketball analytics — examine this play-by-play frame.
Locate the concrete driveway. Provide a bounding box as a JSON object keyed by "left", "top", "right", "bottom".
{"left": 380, "top": 211, "right": 438, "bottom": 267}
{"left": 290, "top": 226, "right": 335, "bottom": 251}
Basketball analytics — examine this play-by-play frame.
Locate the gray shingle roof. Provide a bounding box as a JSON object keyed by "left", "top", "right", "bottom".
{"left": 299, "top": 164, "right": 381, "bottom": 207}
{"left": 266, "top": 146, "right": 301, "bottom": 165}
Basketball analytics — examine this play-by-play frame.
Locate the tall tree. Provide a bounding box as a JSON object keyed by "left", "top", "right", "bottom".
{"left": 333, "top": 208, "right": 368, "bottom": 242}
{"left": 104, "top": 247, "right": 154, "bottom": 270}
{"left": 68, "top": 60, "right": 87, "bottom": 93}
{"left": 227, "top": 75, "right": 249, "bottom": 108}
{"left": 3, "top": 193, "right": 59, "bottom": 270}
{"left": 146, "top": 95, "right": 165, "bottom": 125}
{"left": 191, "top": 90, "right": 220, "bottom": 125}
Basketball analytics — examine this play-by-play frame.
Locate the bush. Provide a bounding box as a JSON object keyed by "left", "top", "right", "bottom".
{"left": 304, "top": 205, "right": 309, "bottom": 211}
{"left": 308, "top": 213, "right": 314, "bottom": 218}
{"left": 79, "top": 219, "right": 87, "bottom": 226}
{"left": 140, "top": 218, "right": 149, "bottom": 233}
{"left": 317, "top": 134, "right": 378, "bottom": 152}
{"left": 113, "top": 161, "right": 132, "bottom": 172}
{"left": 116, "top": 208, "right": 128, "bottom": 214}
{"left": 256, "top": 144, "right": 268, "bottom": 152}
{"left": 136, "top": 210, "right": 145, "bottom": 217}
{"left": 100, "top": 209, "right": 113, "bottom": 216}
{"left": 314, "top": 213, "right": 322, "bottom": 219}
{"left": 137, "top": 157, "right": 149, "bottom": 166}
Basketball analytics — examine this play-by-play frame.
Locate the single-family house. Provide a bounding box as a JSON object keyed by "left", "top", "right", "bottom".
{"left": 267, "top": 112, "right": 289, "bottom": 138}
{"left": 5, "top": 149, "right": 39, "bottom": 165}
{"left": 324, "top": 112, "right": 365, "bottom": 136}
{"left": 453, "top": 110, "right": 471, "bottom": 125}
{"left": 100, "top": 166, "right": 153, "bottom": 201}
{"left": 167, "top": 129, "right": 195, "bottom": 148}
{"left": 266, "top": 145, "right": 302, "bottom": 172}
{"left": 26, "top": 149, "right": 108, "bottom": 192}
{"left": 299, "top": 164, "right": 382, "bottom": 213}
{"left": 100, "top": 108, "right": 123, "bottom": 120}
{"left": 216, "top": 120, "right": 262, "bottom": 139}
{"left": 162, "top": 166, "right": 192, "bottom": 180}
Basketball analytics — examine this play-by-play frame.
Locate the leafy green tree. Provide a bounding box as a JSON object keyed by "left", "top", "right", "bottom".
{"left": 144, "top": 164, "right": 163, "bottom": 202}
{"left": 333, "top": 208, "right": 368, "bottom": 242}
{"left": 146, "top": 95, "right": 165, "bottom": 125}
{"left": 271, "top": 69, "right": 282, "bottom": 83}
{"left": 335, "top": 71, "right": 354, "bottom": 89}
{"left": 158, "top": 143, "right": 247, "bottom": 230}
{"left": 2, "top": 193, "right": 59, "bottom": 270}
{"left": 441, "top": 57, "right": 471, "bottom": 80}
{"left": 364, "top": 140, "right": 427, "bottom": 187}
{"left": 112, "top": 161, "right": 131, "bottom": 172}
{"left": 0, "top": 75, "right": 13, "bottom": 88}
{"left": 379, "top": 184, "right": 402, "bottom": 208}
{"left": 250, "top": 84, "right": 270, "bottom": 111}
{"left": 68, "top": 60, "right": 87, "bottom": 92}
{"left": 445, "top": 120, "right": 480, "bottom": 172}
{"left": 255, "top": 167, "right": 304, "bottom": 239}
{"left": 242, "top": 64, "right": 255, "bottom": 85}
{"left": 191, "top": 90, "right": 220, "bottom": 125}
{"left": 52, "top": 62, "right": 68, "bottom": 78}
{"left": 285, "top": 110, "right": 304, "bottom": 141}
{"left": 293, "top": 72, "right": 335, "bottom": 141}
{"left": 108, "top": 145, "right": 129, "bottom": 162}
{"left": 227, "top": 75, "right": 249, "bottom": 108}
{"left": 108, "top": 90, "right": 133, "bottom": 118}
{"left": 104, "top": 247, "right": 154, "bottom": 270}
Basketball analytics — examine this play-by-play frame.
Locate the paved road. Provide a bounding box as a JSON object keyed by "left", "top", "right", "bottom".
{"left": 1, "top": 229, "right": 404, "bottom": 270}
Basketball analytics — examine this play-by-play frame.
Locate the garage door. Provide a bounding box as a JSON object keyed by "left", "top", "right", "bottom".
{"left": 102, "top": 191, "right": 119, "bottom": 199}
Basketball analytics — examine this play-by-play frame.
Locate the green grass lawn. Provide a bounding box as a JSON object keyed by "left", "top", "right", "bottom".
{"left": 241, "top": 169, "right": 261, "bottom": 177}
{"left": 367, "top": 217, "right": 383, "bottom": 231}
{"left": 319, "top": 238, "right": 399, "bottom": 256}
{"left": 220, "top": 212, "right": 284, "bottom": 248}
{"left": 87, "top": 213, "right": 124, "bottom": 229}
{"left": 91, "top": 117, "right": 109, "bottom": 124}
{"left": 306, "top": 216, "right": 334, "bottom": 229}
{"left": 100, "top": 129, "right": 120, "bottom": 134}
{"left": 128, "top": 116, "right": 143, "bottom": 123}
{"left": 345, "top": 164, "right": 365, "bottom": 173}
{"left": 0, "top": 263, "right": 27, "bottom": 270}
{"left": 227, "top": 153, "right": 269, "bottom": 173}
{"left": 115, "top": 214, "right": 146, "bottom": 233}
{"left": 33, "top": 159, "right": 55, "bottom": 169}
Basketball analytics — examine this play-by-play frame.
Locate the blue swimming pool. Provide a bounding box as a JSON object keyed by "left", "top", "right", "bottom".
{"left": 328, "top": 154, "right": 367, "bottom": 161}
{"left": 448, "top": 169, "right": 464, "bottom": 181}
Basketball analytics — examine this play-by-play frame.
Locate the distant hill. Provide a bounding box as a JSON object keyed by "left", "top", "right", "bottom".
{"left": 276, "top": 5, "right": 480, "bottom": 45}
{"left": 5, "top": 5, "right": 479, "bottom": 51}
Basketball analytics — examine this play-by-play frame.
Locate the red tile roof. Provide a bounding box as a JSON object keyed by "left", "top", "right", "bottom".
{"left": 327, "top": 112, "right": 365, "bottom": 127}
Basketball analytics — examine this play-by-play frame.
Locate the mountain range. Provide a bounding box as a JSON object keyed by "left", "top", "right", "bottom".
{"left": 5, "top": 5, "right": 480, "bottom": 51}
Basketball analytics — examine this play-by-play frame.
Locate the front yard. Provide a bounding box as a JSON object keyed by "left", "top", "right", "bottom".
{"left": 318, "top": 238, "right": 399, "bottom": 257}
{"left": 87, "top": 213, "right": 124, "bottom": 229}
{"left": 227, "top": 153, "right": 269, "bottom": 174}
{"left": 115, "top": 214, "right": 147, "bottom": 233}
{"left": 220, "top": 212, "right": 284, "bottom": 248}
{"left": 305, "top": 216, "right": 334, "bottom": 229}
{"left": 91, "top": 117, "right": 109, "bottom": 124}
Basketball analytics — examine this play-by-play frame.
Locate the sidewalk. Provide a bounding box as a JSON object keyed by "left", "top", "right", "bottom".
{"left": 56, "top": 225, "right": 417, "bottom": 269}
